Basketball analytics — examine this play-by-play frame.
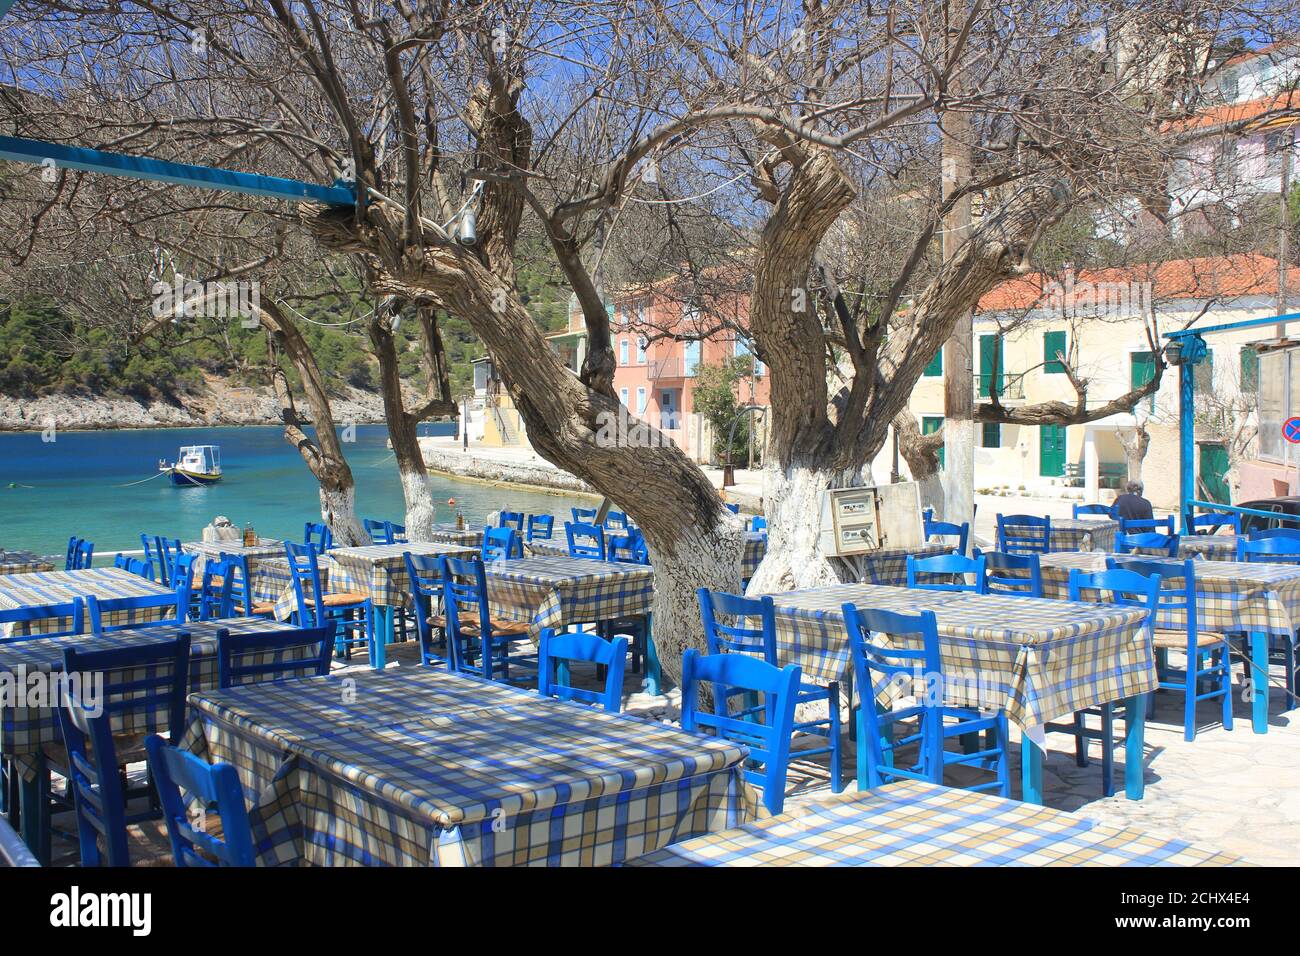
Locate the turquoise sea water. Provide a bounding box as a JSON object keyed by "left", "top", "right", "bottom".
{"left": 0, "top": 424, "right": 583, "bottom": 559}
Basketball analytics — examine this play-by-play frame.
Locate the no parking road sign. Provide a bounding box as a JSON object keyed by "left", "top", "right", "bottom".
{"left": 1285, "top": 417, "right": 1300, "bottom": 444}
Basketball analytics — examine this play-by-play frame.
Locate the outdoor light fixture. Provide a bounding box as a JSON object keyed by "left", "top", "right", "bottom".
{"left": 1163, "top": 334, "right": 1207, "bottom": 366}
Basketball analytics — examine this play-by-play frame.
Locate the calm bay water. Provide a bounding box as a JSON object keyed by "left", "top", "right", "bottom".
{"left": 0, "top": 424, "right": 582, "bottom": 559}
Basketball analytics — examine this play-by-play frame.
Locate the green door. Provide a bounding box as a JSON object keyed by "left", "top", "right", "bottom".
{"left": 1040, "top": 424, "right": 1066, "bottom": 477}
{"left": 1130, "top": 351, "right": 1156, "bottom": 412}
{"left": 1199, "top": 443, "right": 1230, "bottom": 504}
{"left": 979, "top": 334, "right": 1002, "bottom": 397}
{"left": 922, "top": 415, "right": 944, "bottom": 470}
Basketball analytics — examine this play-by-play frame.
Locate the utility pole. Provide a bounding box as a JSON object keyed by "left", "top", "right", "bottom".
{"left": 940, "top": 0, "right": 974, "bottom": 528}
{"left": 1278, "top": 127, "right": 1293, "bottom": 340}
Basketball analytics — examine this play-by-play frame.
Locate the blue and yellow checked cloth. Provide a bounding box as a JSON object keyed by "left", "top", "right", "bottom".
{"left": 1038, "top": 553, "right": 1300, "bottom": 639}
{"left": 326, "top": 542, "right": 479, "bottom": 608}
{"left": 0, "top": 551, "right": 55, "bottom": 576}
{"left": 524, "top": 532, "right": 770, "bottom": 576}
{"left": 0, "top": 617, "right": 298, "bottom": 779}
{"left": 181, "top": 668, "right": 760, "bottom": 866}
{"left": 428, "top": 524, "right": 484, "bottom": 547}
{"left": 861, "top": 543, "right": 953, "bottom": 585}
{"left": 628, "top": 780, "right": 1244, "bottom": 866}
{"left": 182, "top": 539, "right": 287, "bottom": 585}
{"left": 1176, "top": 535, "right": 1240, "bottom": 559}
{"left": 1046, "top": 518, "right": 1118, "bottom": 553}
{"left": 482, "top": 556, "right": 654, "bottom": 639}
{"left": 0, "top": 567, "right": 176, "bottom": 637}
{"left": 761, "top": 583, "right": 1155, "bottom": 732}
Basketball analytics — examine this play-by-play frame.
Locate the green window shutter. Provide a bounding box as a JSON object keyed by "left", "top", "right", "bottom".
{"left": 1044, "top": 330, "right": 1067, "bottom": 374}
{"left": 1240, "top": 347, "right": 1259, "bottom": 390}
{"left": 924, "top": 350, "right": 943, "bottom": 377}
{"left": 1194, "top": 348, "right": 1214, "bottom": 392}
{"left": 981, "top": 421, "right": 1001, "bottom": 448}
{"left": 978, "top": 334, "right": 1002, "bottom": 397}
{"left": 922, "top": 415, "right": 945, "bottom": 470}
{"left": 1131, "top": 351, "right": 1156, "bottom": 412}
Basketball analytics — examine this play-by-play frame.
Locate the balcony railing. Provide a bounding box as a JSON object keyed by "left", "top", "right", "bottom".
{"left": 649, "top": 357, "right": 693, "bottom": 380}
{"left": 976, "top": 371, "right": 1026, "bottom": 401}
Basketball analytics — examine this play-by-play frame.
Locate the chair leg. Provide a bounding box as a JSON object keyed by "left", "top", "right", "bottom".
{"left": 855, "top": 708, "right": 870, "bottom": 791}
{"left": 1184, "top": 663, "right": 1198, "bottom": 743}
{"left": 996, "top": 714, "right": 1011, "bottom": 799}
{"left": 828, "top": 682, "right": 843, "bottom": 794}
{"left": 1100, "top": 703, "right": 1115, "bottom": 798}
{"left": 1220, "top": 644, "right": 1234, "bottom": 733}
{"left": 1073, "top": 711, "right": 1088, "bottom": 767}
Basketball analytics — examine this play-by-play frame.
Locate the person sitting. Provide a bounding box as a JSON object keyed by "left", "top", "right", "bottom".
{"left": 1111, "top": 480, "right": 1154, "bottom": 523}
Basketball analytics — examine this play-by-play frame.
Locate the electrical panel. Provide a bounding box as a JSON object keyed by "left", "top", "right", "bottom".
{"left": 817, "top": 483, "right": 925, "bottom": 556}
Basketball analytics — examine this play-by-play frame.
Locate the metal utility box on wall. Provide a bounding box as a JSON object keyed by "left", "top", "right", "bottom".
{"left": 818, "top": 483, "right": 924, "bottom": 556}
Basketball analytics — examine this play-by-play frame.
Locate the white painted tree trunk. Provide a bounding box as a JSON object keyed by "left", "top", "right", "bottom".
{"left": 745, "top": 463, "right": 863, "bottom": 594}
{"left": 399, "top": 468, "right": 438, "bottom": 541}
{"left": 320, "top": 485, "right": 368, "bottom": 547}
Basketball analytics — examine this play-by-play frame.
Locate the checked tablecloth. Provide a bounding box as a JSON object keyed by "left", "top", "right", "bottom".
{"left": 427, "top": 524, "right": 484, "bottom": 547}
{"left": 0, "top": 551, "right": 55, "bottom": 576}
{"left": 481, "top": 556, "right": 654, "bottom": 639}
{"left": 760, "top": 583, "right": 1155, "bottom": 734}
{"left": 180, "top": 668, "right": 760, "bottom": 866}
{"left": 1045, "top": 518, "right": 1119, "bottom": 553}
{"left": 0, "top": 617, "right": 298, "bottom": 780}
{"left": 1037, "top": 553, "right": 1300, "bottom": 640}
{"left": 628, "top": 780, "right": 1244, "bottom": 867}
{"left": 182, "top": 539, "right": 288, "bottom": 583}
{"left": 325, "top": 542, "right": 479, "bottom": 609}
{"left": 0, "top": 567, "right": 176, "bottom": 638}
{"left": 524, "top": 532, "right": 771, "bottom": 577}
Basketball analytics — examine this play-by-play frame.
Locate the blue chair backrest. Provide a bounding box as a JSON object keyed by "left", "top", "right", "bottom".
{"left": 60, "top": 636, "right": 192, "bottom": 867}
{"left": 841, "top": 603, "right": 944, "bottom": 786}
{"left": 114, "top": 553, "right": 129, "bottom": 570}
{"left": 1107, "top": 557, "right": 1197, "bottom": 638}
{"left": 219, "top": 552, "right": 254, "bottom": 616}
{"left": 140, "top": 534, "right": 164, "bottom": 581}
{"left": 384, "top": 521, "right": 407, "bottom": 544}
{"left": 144, "top": 735, "right": 255, "bottom": 867}
{"left": 1115, "top": 531, "right": 1178, "bottom": 557}
{"left": 70, "top": 540, "right": 94, "bottom": 570}
{"left": 923, "top": 518, "right": 970, "bottom": 557}
{"left": 115, "top": 554, "right": 154, "bottom": 580}
{"left": 197, "top": 558, "right": 235, "bottom": 620}
{"left": 304, "top": 521, "right": 333, "bottom": 552}
{"left": 1073, "top": 503, "right": 1115, "bottom": 519}
{"left": 996, "top": 514, "right": 1051, "bottom": 554}
{"left": 65, "top": 536, "right": 82, "bottom": 571}
{"left": 217, "top": 625, "right": 334, "bottom": 688}
{"left": 571, "top": 507, "right": 598, "bottom": 524}
{"left": 604, "top": 510, "right": 629, "bottom": 531}
{"left": 750, "top": 516, "right": 767, "bottom": 532}
{"left": 1189, "top": 511, "right": 1241, "bottom": 535}
{"left": 1067, "top": 567, "right": 1160, "bottom": 638}
{"left": 0, "top": 598, "right": 85, "bottom": 644}
{"left": 440, "top": 555, "right": 493, "bottom": 642}
{"left": 538, "top": 631, "right": 628, "bottom": 712}
{"left": 697, "top": 589, "right": 776, "bottom": 660}
{"left": 1250, "top": 527, "right": 1300, "bottom": 542}
{"left": 156, "top": 537, "right": 183, "bottom": 584}
{"left": 526, "top": 514, "right": 555, "bottom": 541}
{"left": 679, "top": 648, "right": 800, "bottom": 814}
{"left": 565, "top": 521, "right": 606, "bottom": 560}
{"left": 974, "top": 549, "right": 1042, "bottom": 598}
{"left": 906, "top": 552, "right": 987, "bottom": 593}
{"left": 498, "top": 510, "right": 525, "bottom": 533}
{"left": 362, "top": 518, "right": 389, "bottom": 544}
{"left": 284, "top": 541, "right": 327, "bottom": 627}
{"left": 86, "top": 590, "right": 187, "bottom": 634}
{"left": 1119, "top": 516, "right": 1175, "bottom": 535}
{"left": 1236, "top": 536, "right": 1300, "bottom": 564}
{"left": 608, "top": 527, "right": 649, "bottom": 564}
{"left": 724, "top": 503, "right": 741, "bottom": 515}
{"left": 481, "top": 526, "right": 521, "bottom": 561}
{"left": 404, "top": 552, "right": 446, "bottom": 665}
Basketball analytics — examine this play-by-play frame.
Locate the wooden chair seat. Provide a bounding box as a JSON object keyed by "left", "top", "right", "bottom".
{"left": 1152, "top": 628, "right": 1226, "bottom": 650}
{"left": 250, "top": 601, "right": 277, "bottom": 616}
{"left": 427, "top": 615, "right": 529, "bottom": 637}
{"left": 304, "top": 592, "right": 369, "bottom": 608}
{"left": 43, "top": 732, "right": 149, "bottom": 768}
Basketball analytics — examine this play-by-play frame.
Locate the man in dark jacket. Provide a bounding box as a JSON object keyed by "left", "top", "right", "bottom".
{"left": 1112, "top": 480, "right": 1155, "bottom": 522}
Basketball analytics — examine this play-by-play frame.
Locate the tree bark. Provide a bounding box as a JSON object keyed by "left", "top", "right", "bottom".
{"left": 893, "top": 412, "right": 947, "bottom": 513}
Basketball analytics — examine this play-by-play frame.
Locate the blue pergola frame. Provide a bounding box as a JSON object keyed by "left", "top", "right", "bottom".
{"left": 1165, "top": 312, "right": 1300, "bottom": 531}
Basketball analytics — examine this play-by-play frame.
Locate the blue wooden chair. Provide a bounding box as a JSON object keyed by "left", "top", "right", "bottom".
{"left": 113, "top": 553, "right": 129, "bottom": 570}
{"left": 360, "top": 518, "right": 388, "bottom": 544}
{"left": 385, "top": 521, "right": 407, "bottom": 544}
{"left": 69, "top": 540, "right": 94, "bottom": 570}
{"left": 526, "top": 514, "right": 554, "bottom": 541}
{"left": 750, "top": 516, "right": 767, "bottom": 532}
{"left": 604, "top": 510, "right": 630, "bottom": 531}
{"left": 608, "top": 527, "right": 649, "bottom": 564}
{"left": 284, "top": 541, "right": 371, "bottom": 662}
{"left": 57, "top": 636, "right": 192, "bottom": 867}
{"left": 64, "top": 536, "right": 82, "bottom": 571}
{"left": 571, "top": 506, "right": 598, "bottom": 524}
{"left": 1107, "top": 557, "right": 1232, "bottom": 742}
{"left": 995, "top": 514, "right": 1051, "bottom": 554}
{"left": 156, "top": 537, "right": 183, "bottom": 585}
{"left": 0, "top": 598, "right": 85, "bottom": 645}
{"left": 440, "top": 555, "right": 534, "bottom": 683}
{"left": 538, "top": 631, "right": 628, "bottom": 712}
{"left": 481, "top": 526, "right": 521, "bottom": 561}
{"left": 697, "top": 589, "right": 842, "bottom": 794}
{"left": 1048, "top": 568, "right": 1160, "bottom": 796}
{"left": 140, "top": 534, "right": 164, "bottom": 581}
{"left": 304, "top": 521, "right": 333, "bottom": 553}
{"left": 113, "top": 554, "right": 154, "bottom": 580}
{"left": 841, "top": 603, "right": 1009, "bottom": 796}
{"left": 1119, "top": 516, "right": 1176, "bottom": 535}
{"left": 144, "top": 735, "right": 255, "bottom": 867}
{"left": 1073, "top": 503, "right": 1115, "bottom": 519}
{"left": 217, "top": 625, "right": 334, "bottom": 688}
{"left": 196, "top": 557, "right": 235, "bottom": 620}
{"left": 1188, "top": 511, "right": 1241, "bottom": 536}
{"left": 680, "top": 648, "right": 800, "bottom": 814}
{"left": 724, "top": 503, "right": 740, "bottom": 514}
{"left": 1115, "top": 531, "right": 1179, "bottom": 557}
{"left": 219, "top": 552, "right": 267, "bottom": 617}
{"left": 906, "top": 552, "right": 987, "bottom": 593}
{"left": 405, "top": 552, "right": 454, "bottom": 668}
{"left": 565, "top": 521, "right": 606, "bottom": 560}
{"left": 86, "top": 590, "right": 187, "bottom": 634}
{"left": 498, "top": 510, "right": 526, "bottom": 534}
{"left": 1250, "top": 527, "right": 1300, "bottom": 542}
{"left": 974, "top": 549, "right": 1042, "bottom": 598}
{"left": 922, "top": 517, "right": 970, "bottom": 556}
{"left": 1236, "top": 536, "right": 1300, "bottom": 564}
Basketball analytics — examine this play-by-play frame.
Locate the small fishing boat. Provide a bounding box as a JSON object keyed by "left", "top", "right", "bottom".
{"left": 159, "top": 445, "right": 223, "bottom": 486}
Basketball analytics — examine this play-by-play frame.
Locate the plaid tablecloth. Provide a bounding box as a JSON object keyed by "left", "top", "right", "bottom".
{"left": 327, "top": 542, "right": 479, "bottom": 608}
{"left": 0, "top": 567, "right": 176, "bottom": 638}
{"left": 483, "top": 556, "right": 655, "bottom": 639}
{"left": 627, "top": 780, "right": 1244, "bottom": 867}
{"left": 862, "top": 543, "right": 953, "bottom": 585}
{"left": 1177, "top": 535, "right": 1240, "bottom": 560}
{"left": 0, "top": 617, "right": 298, "bottom": 780}
{"left": 263, "top": 559, "right": 334, "bottom": 621}
{"left": 0, "top": 551, "right": 55, "bottom": 576}
{"left": 180, "top": 668, "right": 760, "bottom": 866}
{"left": 1047, "top": 519, "right": 1119, "bottom": 553}
{"left": 1038, "top": 553, "right": 1300, "bottom": 639}
{"left": 524, "top": 532, "right": 770, "bottom": 577}
{"left": 182, "top": 539, "right": 287, "bottom": 582}
{"left": 428, "top": 524, "right": 484, "bottom": 547}
{"left": 761, "top": 583, "right": 1154, "bottom": 733}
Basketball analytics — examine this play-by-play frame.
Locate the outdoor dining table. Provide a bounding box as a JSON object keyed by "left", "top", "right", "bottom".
{"left": 179, "top": 667, "right": 760, "bottom": 866}
{"left": 0, "top": 566, "right": 176, "bottom": 638}
{"left": 0, "top": 550, "right": 55, "bottom": 576}
{"left": 427, "top": 523, "right": 484, "bottom": 547}
{"left": 182, "top": 538, "right": 288, "bottom": 583}
{"left": 1174, "top": 534, "right": 1241, "bottom": 559}
{"left": 0, "top": 616, "right": 299, "bottom": 863}
{"left": 757, "top": 583, "right": 1156, "bottom": 804}
{"left": 1046, "top": 518, "right": 1119, "bottom": 552}
{"left": 524, "top": 531, "right": 773, "bottom": 578}
{"left": 1037, "top": 552, "right": 1300, "bottom": 734}
{"left": 626, "top": 779, "right": 1244, "bottom": 867}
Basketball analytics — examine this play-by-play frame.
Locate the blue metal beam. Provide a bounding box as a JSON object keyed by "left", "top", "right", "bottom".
{"left": 1164, "top": 311, "right": 1300, "bottom": 339}
{"left": 0, "top": 135, "right": 355, "bottom": 206}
